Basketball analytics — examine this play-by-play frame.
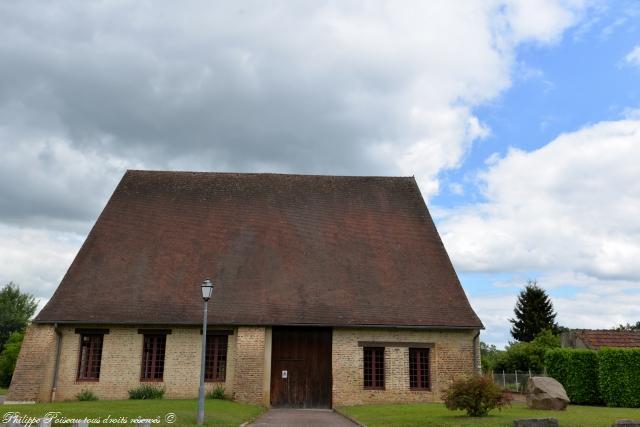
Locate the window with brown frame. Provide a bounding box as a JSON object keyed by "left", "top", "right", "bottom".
{"left": 141, "top": 334, "right": 166, "bottom": 381}
{"left": 363, "top": 347, "right": 385, "bottom": 389}
{"left": 204, "top": 335, "right": 228, "bottom": 382}
{"left": 77, "top": 334, "right": 103, "bottom": 381}
{"left": 409, "top": 347, "right": 430, "bottom": 390}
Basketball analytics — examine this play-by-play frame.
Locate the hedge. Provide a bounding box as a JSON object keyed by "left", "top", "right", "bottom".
{"left": 598, "top": 348, "right": 640, "bottom": 408}
{"left": 545, "top": 348, "right": 600, "bottom": 405}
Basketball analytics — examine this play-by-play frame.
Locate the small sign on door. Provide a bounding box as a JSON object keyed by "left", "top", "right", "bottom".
{"left": 281, "top": 370, "right": 288, "bottom": 379}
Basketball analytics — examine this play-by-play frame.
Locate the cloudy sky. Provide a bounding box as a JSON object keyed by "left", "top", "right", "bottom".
{"left": 1, "top": 0, "right": 639, "bottom": 347}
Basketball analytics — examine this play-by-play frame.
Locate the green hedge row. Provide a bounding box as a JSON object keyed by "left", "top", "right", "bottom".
{"left": 545, "top": 347, "right": 640, "bottom": 407}
{"left": 544, "top": 348, "right": 600, "bottom": 405}
{"left": 598, "top": 348, "right": 640, "bottom": 408}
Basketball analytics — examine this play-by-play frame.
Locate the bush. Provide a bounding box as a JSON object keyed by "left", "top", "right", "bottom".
{"left": 599, "top": 348, "right": 640, "bottom": 407}
{"left": 0, "top": 331, "right": 24, "bottom": 388}
{"left": 495, "top": 330, "right": 560, "bottom": 372}
{"left": 480, "top": 342, "right": 503, "bottom": 373}
{"left": 207, "top": 385, "right": 226, "bottom": 399}
{"left": 545, "top": 348, "right": 600, "bottom": 405}
{"left": 76, "top": 389, "right": 98, "bottom": 401}
{"left": 443, "top": 375, "right": 512, "bottom": 417}
{"left": 128, "top": 384, "right": 165, "bottom": 400}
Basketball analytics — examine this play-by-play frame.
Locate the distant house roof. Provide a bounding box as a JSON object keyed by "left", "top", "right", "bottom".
{"left": 35, "top": 170, "right": 483, "bottom": 329}
{"left": 564, "top": 330, "right": 640, "bottom": 350}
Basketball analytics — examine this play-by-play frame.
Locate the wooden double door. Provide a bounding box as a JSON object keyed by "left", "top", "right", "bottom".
{"left": 270, "top": 327, "right": 332, "bottom": 408}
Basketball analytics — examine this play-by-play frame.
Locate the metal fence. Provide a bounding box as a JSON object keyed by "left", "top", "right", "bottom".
{"left": 490, "top": 369, "right": 547, "bottom": 393}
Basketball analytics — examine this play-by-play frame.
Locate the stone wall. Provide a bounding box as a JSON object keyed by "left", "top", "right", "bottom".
{"left": 332, "top": 328, "right": 478, "bottom": 406}
{"left": 9, "top": 324, "right": 477, "bottom": 407}
{"left": 7, "top": 325, "right": 262, "bottom": 403}
{"left": 52, "top": 326, "right": 239, "bottom": 401}
{"left": 232, "top": 326, "right": 266, "bottom": 404}
{"left": 6, "top": 323, "right": 57, "bottom": 402}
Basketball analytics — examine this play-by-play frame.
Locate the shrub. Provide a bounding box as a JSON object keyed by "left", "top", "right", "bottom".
{"left": 128, "top": 384, "right": 165, "bottom": 400}
{"left": 0, "top": 331, "right": 24, "bottom": 388}
{"left": 76, "top": 389, "right": 98, "bottom": 401}
{"left": 545, "top": 348, "right": 600, "bottom": 405}
{"left": 495, "top": 330, "right": 560, "bottom": 372}
{"left": 599, "top": 348, "right": 640, "bottom": 407}
{"left": 207, "top": 385, "right": 226, "bottom": 400}
{"left": 443, "top": 375, "right": 512, "bottom": 417}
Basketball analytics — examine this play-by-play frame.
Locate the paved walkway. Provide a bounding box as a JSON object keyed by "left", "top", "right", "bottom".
{"left": 248, "top": 409, "right": 359, "bottom": 427}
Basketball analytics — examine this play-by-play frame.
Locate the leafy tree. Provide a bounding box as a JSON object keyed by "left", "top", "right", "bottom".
{"left": 0, "top": 330, "right": 24, "bottom": 387}
{"left": 495, "top": 329, "right": 560, "bottom": 372}
{"left": 615, "top": 321, "right": 640, "bottom": 331}
{"left": 0, "top": 282, "right": 38, "bottom": 350}
{"left": 509, "top": 280, "right": 559, "bottom": 342}
{"left": 480, "top": 342, "right": 504, "bottom": 373}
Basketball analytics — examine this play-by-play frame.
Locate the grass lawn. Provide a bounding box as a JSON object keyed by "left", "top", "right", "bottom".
{"left": 0, "top": 387, "right": 7, "bottom": 396}
{"left": 1, "top": 399, "right": 264, "bottom": 426}
{"left": 337, "top": 403, "right": 640, "bottom": 427}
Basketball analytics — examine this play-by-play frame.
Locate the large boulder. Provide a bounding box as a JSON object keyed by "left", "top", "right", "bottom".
{"left": 526, "top": 377, "right": 570, "bottom": 410}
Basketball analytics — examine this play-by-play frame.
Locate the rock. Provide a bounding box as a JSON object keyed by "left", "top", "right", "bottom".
{"left": 526, "top": 376, "right": 570, "bottom": 410}
{"left": 613, "top": 421, "right": 640, "bottom": 427}
{"left": 513, "top": 418, "right": 559, "bottom": 427}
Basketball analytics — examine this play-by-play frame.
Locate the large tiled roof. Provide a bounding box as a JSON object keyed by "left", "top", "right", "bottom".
{"left": 577, "top": 330, "right": 640, "bottom": 349}
{"left": 35, "top": 170, "right": 483, "bottom": 329}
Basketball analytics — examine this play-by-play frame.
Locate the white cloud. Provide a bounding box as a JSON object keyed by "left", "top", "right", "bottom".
{"left": 503, "top": 0, "right": 586, "bottom": 44}
{"left": 440, "top": 117, "right": 640, "bottom": 346}
{"left": 625, "top": 45, "right": 640, "bottom": 68}
{"left": 0, "top": 224, "right": 83, "bottom": 300}
{"left": 0, "top": 0, "right": 587, "bottom": 201}
{"left": 0, "top": 1, "right": 589, "bottom": 309}
{"left": 441, "top": 118, "right": 640, "bottom": 280}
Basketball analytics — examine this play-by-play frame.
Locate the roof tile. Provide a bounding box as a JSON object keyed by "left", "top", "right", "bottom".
{"left": 35, "top": 170, "right": 483, "bottom": 329}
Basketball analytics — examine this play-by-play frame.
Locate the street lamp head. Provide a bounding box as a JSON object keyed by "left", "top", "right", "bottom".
{"left": 201, "top": 278, "right": 214, "bottom": 301}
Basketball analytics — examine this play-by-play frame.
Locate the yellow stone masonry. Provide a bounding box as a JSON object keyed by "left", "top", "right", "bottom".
{"left": 7, "top": 324, "right": 56, "bottom": 402}
{"left": 9, "top": 325, "right": 477, "bottom": 407}
{"left": 232, "top": 327, "right": 266, "bottom": 404}
{"left": 331, "top": 328, "right": 478, "bottom": 406}
{"left": 8, "top": 325, "right": 248, "bottom": 402}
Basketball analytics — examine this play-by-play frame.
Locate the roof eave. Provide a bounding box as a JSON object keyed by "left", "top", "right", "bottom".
{"left": 32, "top": 319, "right": 484, "bottom": 330}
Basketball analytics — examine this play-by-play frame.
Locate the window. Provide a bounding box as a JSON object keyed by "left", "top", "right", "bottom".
{"left": 205, "top": 335, "right": 228, "bottom": 382}
{"left": 141, "top": 334, "right": 166, "bottom": 381}
{"left": 409, "top": 348, "right": 430, "bottom": 390}
{"left": 77, "top": 334, "right": 103, "bottom": 381}
{"left": 363, "top": 347, "right": 385, "bottom": 389}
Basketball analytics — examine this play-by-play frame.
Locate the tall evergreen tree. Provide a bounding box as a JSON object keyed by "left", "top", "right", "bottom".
{"left": 509, "top": 280, "right": 558, "bottom": 342}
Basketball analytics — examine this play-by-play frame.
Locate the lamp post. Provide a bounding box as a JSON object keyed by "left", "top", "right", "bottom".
{"left": 197, "top": 278, "right": 214, "bottom": 425}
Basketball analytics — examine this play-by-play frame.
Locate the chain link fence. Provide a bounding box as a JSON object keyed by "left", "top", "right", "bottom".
{"left": 490, "top": 369, "right": 547, "bottom": 393}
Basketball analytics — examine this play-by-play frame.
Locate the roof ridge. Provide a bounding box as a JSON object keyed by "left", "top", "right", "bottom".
{"left": 125, "top": 169, "right": 415, "bottom": 180}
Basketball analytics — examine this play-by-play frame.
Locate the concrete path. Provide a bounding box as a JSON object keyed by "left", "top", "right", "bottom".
{"left": 248, "top": 409, "right": 359, "bottom": 427}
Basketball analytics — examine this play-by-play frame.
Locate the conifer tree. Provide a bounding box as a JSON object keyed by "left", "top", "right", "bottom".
{"left": 509, "top": 280, "right": 558, "bottom": 342}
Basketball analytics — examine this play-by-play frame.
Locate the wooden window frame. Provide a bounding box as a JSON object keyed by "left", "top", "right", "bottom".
{"left": 409, "top": 347, "right": 430, "bottom": 390}
{"left": 140, "top": 334, "right": 167, "bottom": 382}
{"left": 76, "top": 333, "right": 104, "bottom": 382}
{"left": 363, "top": 346, "right": 385, "bottom": 390}
{"left": 204, "top": 335, "right": 228, "bottom": 382}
